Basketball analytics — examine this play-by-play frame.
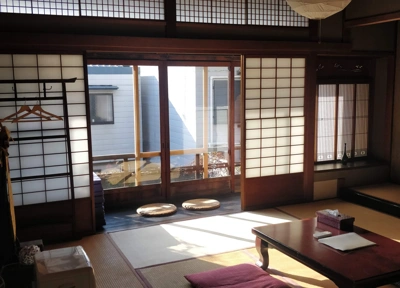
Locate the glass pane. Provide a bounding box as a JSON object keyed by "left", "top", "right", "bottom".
{"left": 139, "top": 66, "right": 161, "bottom": 152}
{"left": 355, "top": 84, "right": 369, "bottom": 158}
{"left": 316, "top": 83, "right": 368, "bottom": 162}
{"left": 168, "top": 66, "right": 231, "bottom": 181}
{"left": 234, "top": 67, "right": 242, "bottom": 175}
{"left": 93, "top": 156, "right": 161, "bottom": 188}
{"left": 89, "top": 93, "right": 114, "bottom": 124}
{"left": 88, "top": 65, "right": 135, "bottom": 156}
{"left": 89, "top": 64, "right": 161, "bottom": 187}
{"left": 337, "top": 84, "right": 354, "bottom": 160}
{"left": 316, "top": 85, "right": 336, "bottom": 162}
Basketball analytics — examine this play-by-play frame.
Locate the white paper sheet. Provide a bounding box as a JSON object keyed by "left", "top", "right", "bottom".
{"left": 318, "top": 232, "right": 376, "bottom": 251}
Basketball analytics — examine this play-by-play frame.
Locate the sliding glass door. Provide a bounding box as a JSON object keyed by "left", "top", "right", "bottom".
{"left": 168, "top": 66, "right": 231, "bottom": 183}
{"left": 88, "top": 58, "right": 240, "bottom": 201}
{"left": 89, "top": 64, "right": 162, "bottom": 191}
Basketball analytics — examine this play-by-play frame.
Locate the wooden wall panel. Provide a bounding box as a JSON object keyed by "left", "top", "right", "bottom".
{"left": 15, "top": 200, "right": 73, "bottom": 243}
{"left": 345, "top": 0, "right": 400, "bottom": 21}
{"left": 303, "top": 54, "right": 317, "bottom": 202}
{"left": 103, "top": 178, "right": 231, "bottom": 209}
{"left": 169, "top": 178, "right": 231, "bottom": 199}
{"left": 391, "top": 25, "right": 400, "bottom": 183}
{"left": 75, "top": 198, "right": 94, "bottom": 237}
{"left": 242, "top": 173, "right": 304, "bottom": 211}
{"left": 104, "top": 185, "right": 163, "bottom": 209}
{"left": 15, "top": 198, "right": 94, "bottom": 244}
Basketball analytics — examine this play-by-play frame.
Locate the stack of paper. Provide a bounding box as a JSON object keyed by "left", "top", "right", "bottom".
{"left": 318, "top": 232, "right": 376, "bottom": 251}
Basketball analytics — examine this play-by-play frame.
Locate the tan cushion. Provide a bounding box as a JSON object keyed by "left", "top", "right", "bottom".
{"left": 182, "top": 198, "right": 220, "bottom": 211}
{"left": 137, "top": 203, "right": 177, "bottom": 217}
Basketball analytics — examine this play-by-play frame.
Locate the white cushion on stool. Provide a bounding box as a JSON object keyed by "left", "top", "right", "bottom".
{"left": 34, "top": 246, "right": 96, "bottom": 288}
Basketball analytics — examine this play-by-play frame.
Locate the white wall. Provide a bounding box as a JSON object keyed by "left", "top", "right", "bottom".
{"left": 168, "top": 67, "right": 198, "bottom": 150}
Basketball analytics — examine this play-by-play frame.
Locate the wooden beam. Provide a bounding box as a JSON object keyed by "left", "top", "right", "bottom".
{"left": 202, "top": 67, "right": 209, "bottom": 179}
{"left": 0, "top": 13, "right": 166, "bottom": 37}
{"left": 345, "top": 11, "right": 400, "bottom": 28}
{"left": 0, "top": 13, "right": 311, "bottom": 43}
{"left": 303, "top": 53, "right": 317, "bottom": 202}
{"left": 133, "top": 65, "right": 142, "bottom": 185}
{"left": 0, "top": 32, "right": 352, "bottom": 56}
{"left": 385, "top": 55, "right": 395, "bottom": 162}
{"left": 165, "top": 0, "right": 177, "bottom": 37}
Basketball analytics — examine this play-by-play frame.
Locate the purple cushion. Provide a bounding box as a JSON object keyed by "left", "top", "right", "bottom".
{"left": 184, "top": 263, "right": 290, "bottom": 288}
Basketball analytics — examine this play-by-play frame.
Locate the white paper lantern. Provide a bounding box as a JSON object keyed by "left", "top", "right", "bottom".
{"left": 286, "top": 0, "right": 352, "bottom": 20}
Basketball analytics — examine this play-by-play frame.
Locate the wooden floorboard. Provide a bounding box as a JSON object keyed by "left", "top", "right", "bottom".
{"left": 100, "top": 193, "right": 242, "bottom": 233}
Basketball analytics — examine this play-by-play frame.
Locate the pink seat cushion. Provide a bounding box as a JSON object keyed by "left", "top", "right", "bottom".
{"left": 184, "top": 263, "right": 290, "bottom": 288}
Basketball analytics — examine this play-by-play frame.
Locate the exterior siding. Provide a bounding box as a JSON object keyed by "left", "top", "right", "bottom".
{"left": 89, "top": 66, "right": 233, "bottom": 159}
{"left": 89, "top": 72, "right": 135, "bottom": 156}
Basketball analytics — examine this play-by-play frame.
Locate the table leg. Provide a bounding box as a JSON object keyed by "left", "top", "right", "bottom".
{"left": 255, "top": 237, "right": 269, "bottom": 270}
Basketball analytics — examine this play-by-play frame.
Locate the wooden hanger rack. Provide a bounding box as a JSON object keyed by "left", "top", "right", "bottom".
{"left": 0, "top": 104, "right": 63, "bottom": 123}
{"left": 1, "top": 104, "right": 64, "bottom": 123}
{"left": 0, "top": 78, "right": 76, "bottom": 123}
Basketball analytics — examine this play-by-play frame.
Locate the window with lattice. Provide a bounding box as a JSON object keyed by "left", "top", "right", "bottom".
{"left": 316, "top": 83, "right": 369, "bottom": 162}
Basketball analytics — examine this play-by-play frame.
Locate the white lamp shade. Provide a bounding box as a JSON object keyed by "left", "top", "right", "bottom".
{"left": 286, "top": 0, "right": 352, "bottom": 20}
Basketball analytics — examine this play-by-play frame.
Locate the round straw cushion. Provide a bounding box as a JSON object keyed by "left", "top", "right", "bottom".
{"left": 182, "top": 199, "right": 220, "bottom": 211}
{"left": 137, "top": 203, "right": 177, "bottom": 217}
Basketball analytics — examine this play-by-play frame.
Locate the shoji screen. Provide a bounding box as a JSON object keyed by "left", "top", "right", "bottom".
{"left": 0, "top": 54, "right": 90, "bottom": 206}
{"left": 245, "top": 57, "right": 305, "bottom": 177}
{"left": 242, "top": 56, "right": 306, "bottom": 209}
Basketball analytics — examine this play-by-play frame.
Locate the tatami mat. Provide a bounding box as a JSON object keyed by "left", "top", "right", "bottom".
{"left": 138, "top": 250, "right": 255, "bottom": 288}
{"left": 43, "top": 197, "right": 400, "bottom": 288}
{"left": 277, "top": 198, "right": 400, "bottom": 241}
{"left": 351, "top": 182, "right": 400, "bottom": 204}
{"left": 46, "top": 234, "right": 145, "bottom": 288}
{"left": 109, "top": 208, "right": 298, "bottom": 269}
{"left": 140, "top": 199, "right": 400, "bottom": 288}
{"left": 139, "top": 247, "right": 339, "bottom": 288}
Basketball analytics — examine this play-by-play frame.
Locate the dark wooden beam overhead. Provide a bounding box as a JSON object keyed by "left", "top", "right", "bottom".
{"left": 345, "top": 11, "right": 400, "bottom": 28}
{"left": 165, "top": 0, "right": 177, "bottom": 37}
{"left": 0, "top": 32, "right": 352, "bottom": 55}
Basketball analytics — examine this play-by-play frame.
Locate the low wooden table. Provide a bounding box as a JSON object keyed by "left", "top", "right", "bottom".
{"left": 252, "top": 218, "right": 400, "bottom": 288}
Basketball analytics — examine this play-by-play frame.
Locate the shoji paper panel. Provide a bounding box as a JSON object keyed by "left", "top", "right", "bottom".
{"left": 245, "top": 57, "right": 305, "bottom": 178}
{"left": 0, "top": 54, "right": 90, "bottom": 205}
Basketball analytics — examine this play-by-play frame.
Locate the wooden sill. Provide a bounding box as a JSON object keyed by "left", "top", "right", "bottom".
{"left": 314, "top": 159, "right": 388, "bottom": 173}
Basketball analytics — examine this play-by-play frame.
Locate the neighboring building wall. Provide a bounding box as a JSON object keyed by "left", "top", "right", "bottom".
{"left": 140, "top": 73, "right": 161, "bottom": 152}
{"left": 204, "top": 67, "right": 232, "bottom": 149}
{"left": 88, "top": 66, "right": 236, "bottom": 159}
{"left": 195, "top": 67, "right": 204, "bottom": 149}
{"left": 168, "top": 67, "right": 197, "bottom": 150}
{"left": 88, "top": 66, "right": 135, "bottom": 156}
